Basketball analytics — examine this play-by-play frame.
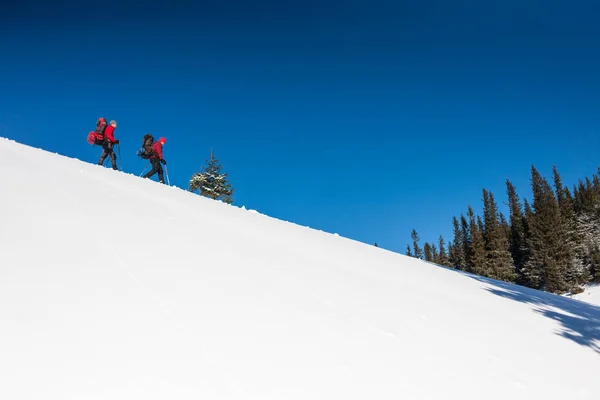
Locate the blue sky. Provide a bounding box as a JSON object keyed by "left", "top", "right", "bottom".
{"left": 2, "top": 0, "right": 599, "bottom": 253}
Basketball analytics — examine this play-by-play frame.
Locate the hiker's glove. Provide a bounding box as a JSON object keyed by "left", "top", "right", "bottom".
{"left": 114, "top": 140, "right": 120, "bottom": 144}
{"left": 161, "top": 159, "right": 167, "bottom": 165}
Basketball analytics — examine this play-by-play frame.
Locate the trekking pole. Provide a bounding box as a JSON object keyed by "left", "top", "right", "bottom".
{"left": 139, "top": 163, "right": 150, "bottom": 177}
{"left": 117, "top": 143, "right": 122, "bottom": 171}
{"left": 164, "top": 165, "right": 171, "bottom": 186}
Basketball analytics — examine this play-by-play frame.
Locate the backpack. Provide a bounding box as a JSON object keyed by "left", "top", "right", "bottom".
{"left": 137, "top": 134, "right": 155, "bottom": 159}
{"left": 87, "top": 117, "right": 107, "bottom": 145}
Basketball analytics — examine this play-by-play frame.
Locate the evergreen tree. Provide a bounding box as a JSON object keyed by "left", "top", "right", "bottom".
{"left": 411, "top": 229, "right": 423, "bottom": 259}
{"left": 522, "top": 197, "right": 534, "bottom": 282}
{"left": 523, "top": 165, "right": 570, "bottom": 293}
{"left": 506, "top": 179, "right": 529, "bottom": 285}
{"left": 572, "top": 175, "right": 600, "bottom": 282}
{"left": 461, "top": 214, "right": 471, "bottom": 271}
{"left": 424, "top": 242, "right": 433, "bottom": 262}
{"left": 482, "top": 189, "right": 516, "bottom": 282}
{"left": 437, "top": 235, "right": 449, "bottom": 266}
{"left": 499, "top": 212, "right": 511, "bottom": 244}
{"left": 189, "top": 150, "right": 234, "bottom": 204}
{"left": 431, "top": 243, "right": 439, "bottom": 263}
{"left": 405, "top": 245, "right": 413, "bottom": 257}
{"left": 553, "top": 166, "right": 589, "bottom": 290}
{"left": 449, "top": 216, "right": 467, "bottom": 270}
{"left": 466, "top": 206, "right": 486, "bottom": 275}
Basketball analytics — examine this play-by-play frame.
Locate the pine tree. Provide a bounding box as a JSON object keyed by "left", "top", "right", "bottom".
{"left": 506, "top": 179, "right": 529, "bottom": 285}
{"left": 466, "top": 206, "right": 486, "bottom": 275}
{"left": 522, "top": 197, "right": 534, "bottom": 282}
{"left": 431, "top": 243, "right": 439, "bottom": 263}
{"left": 424, "top": 242, "right": 433, "bottom": 262}
{"left": 572, "top": 174, "right": 600, "bottom": 283}
{"left": 449, "top": 216, "right": 467, "bottom": 270}
{"left": 405, "top": 245, "right": 413, "bottom": 257}
{"left": 461, "top": 214, "right": 471, "bottom": 271}
{"left": 523, "top": 165, "right": 570, "bottom": 293}
{"left": 411, "top": 229, "right": 423, "bottom": 259}
{"left": 553, "top": 166, "right": 589, "bottom": 290}
{"left": 482, "top": 189, "right": 516, "bottom": 282}
{"left": 499, "top": 212, "right": 511, "bottom": 244}
{"left": 189, "top": 150, "right": 234, "bottom": 204}
{"left": 437, "top": 235, "right": 449, "bottom": 266}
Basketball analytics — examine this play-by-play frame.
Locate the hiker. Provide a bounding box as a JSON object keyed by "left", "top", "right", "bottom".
{"left": 97, "top": 120, "right": 119, "bottom": 170}
{"left": 143, "top": 136, "right": 167, "bottom": 183}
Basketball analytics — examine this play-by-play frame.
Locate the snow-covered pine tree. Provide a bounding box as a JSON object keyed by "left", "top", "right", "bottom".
{"left": 189, "top": 150, "right": 234, "bottom": 204}
{"left": 553, "top": 166, "right": 589, "bottom": 291}
{"left": 573, "top": 174, "right": 600, "bottom": 282}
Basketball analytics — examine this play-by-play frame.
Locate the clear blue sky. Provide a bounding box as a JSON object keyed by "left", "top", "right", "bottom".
{"left": 2, "top": 0, "right": 599, "bottom": 253}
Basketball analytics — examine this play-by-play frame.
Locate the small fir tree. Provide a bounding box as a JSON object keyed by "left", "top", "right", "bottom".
{"left": 189, "top": 150, "right": 234, "bottom": 204}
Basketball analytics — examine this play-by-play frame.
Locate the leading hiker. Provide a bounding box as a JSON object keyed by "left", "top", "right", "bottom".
{"left": 142, "top": 136, "right": 167, "bottom": 184}
{"left": 97, "top": 119, "right": 120, "bottom": 170}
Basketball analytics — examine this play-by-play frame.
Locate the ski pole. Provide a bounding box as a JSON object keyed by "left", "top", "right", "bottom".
{"left": 139, "top": 163, "right": 150, "bottom": 177}
{"left": 117, "top": 143, "right": 122, "bottom": 171}
{"left": 164, "top": 165, "right": 171, "bottom": 185}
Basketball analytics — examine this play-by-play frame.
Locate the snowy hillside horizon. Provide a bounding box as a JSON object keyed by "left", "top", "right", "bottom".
{"left": 1, "top": 137, "right": 599, "bottom": 399}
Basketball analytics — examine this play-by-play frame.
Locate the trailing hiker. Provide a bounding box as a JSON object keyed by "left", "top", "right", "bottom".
{"left": 97, "top": 120, "right": 120, "bottom": 170}
{"left": 137, "top": 135, "right": 167, "bottom": 183}
{"left": 87, "top": 117, "right": 107, "bottom": 146}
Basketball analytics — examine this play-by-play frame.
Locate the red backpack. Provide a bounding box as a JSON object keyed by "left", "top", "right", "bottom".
{"left": 87, "top": 118, "right": 107, "bottom": 145}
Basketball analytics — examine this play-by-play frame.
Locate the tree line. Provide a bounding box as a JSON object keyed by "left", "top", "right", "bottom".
{"left": 405, "top": 165, "right": 600, "bottom": 295}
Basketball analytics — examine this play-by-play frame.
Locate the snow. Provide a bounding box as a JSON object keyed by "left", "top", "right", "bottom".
{"left": 0, "top": 136, "right": 599, "bottom": 399}
{"left": 571, "top": 283, "right": 600, "bottom": 307}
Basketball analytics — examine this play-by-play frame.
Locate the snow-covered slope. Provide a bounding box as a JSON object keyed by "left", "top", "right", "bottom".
{"left": 572, "top": 284, "right": 600, "bottom": 307}
{"left": 1, "top": 137, "right": 599, "bottom": 400}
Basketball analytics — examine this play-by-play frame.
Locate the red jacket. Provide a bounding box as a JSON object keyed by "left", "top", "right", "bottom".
{"left": 151, "top": 141, "right": 163, "bottom": 160}
{"left": 104, "top": 125, "right": 117, "bottom": 143}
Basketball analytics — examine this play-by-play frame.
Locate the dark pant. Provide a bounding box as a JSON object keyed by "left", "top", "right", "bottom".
{"left": 144, "top": 158, "right": 164, "bottom": 183}
{"left": 98, "top": 142, "right": 117, "bottom": 170}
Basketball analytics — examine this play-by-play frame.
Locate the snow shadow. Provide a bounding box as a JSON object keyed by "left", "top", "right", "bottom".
{"left": 468, "top": 274, "right": 600, "bottom": 354}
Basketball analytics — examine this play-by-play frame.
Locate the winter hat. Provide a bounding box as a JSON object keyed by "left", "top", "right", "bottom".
{"left": 159, "top": 137, "right": 166, "bottom": 144}
{"left": 109, "top": 120, "right": 117, "bottom": 125}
